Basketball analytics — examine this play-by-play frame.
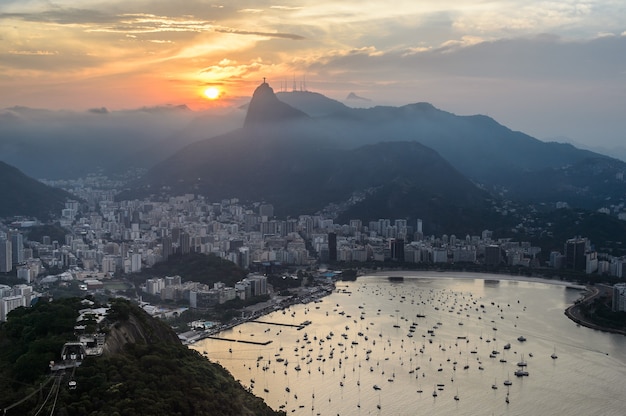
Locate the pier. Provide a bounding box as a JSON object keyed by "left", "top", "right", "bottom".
{"left": 205, "top": 336, "right": 273, "bottom": 346}
{"left": 249, "top": 320, "right": 309, "bottom": 329}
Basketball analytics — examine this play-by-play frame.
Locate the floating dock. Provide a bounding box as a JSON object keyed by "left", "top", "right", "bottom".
{"left": 250, "top": 320, "right": 305, "bottom": 329}
{"left": 205, "top": 336, "right": 272, "bottom": 346}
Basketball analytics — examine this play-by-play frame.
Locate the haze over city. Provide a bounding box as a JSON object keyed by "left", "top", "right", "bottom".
{"left": 1, "top": 0, "right": 625, "bottom": 150}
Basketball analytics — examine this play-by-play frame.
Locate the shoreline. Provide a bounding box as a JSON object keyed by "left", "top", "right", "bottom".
{"left": 363, "top": 270, "right": 586, "bottom": 288}
{"left": 364, "top": 270, "right": 625, "bottom": 336}
{"left": 564, "top": 287, "right": 626, "bottom": 336}
{"left": 179, "top": 284, "right": 334, "bottom": 344}
{"left": 182, "top": 270, "right": 624, "bottom": 342}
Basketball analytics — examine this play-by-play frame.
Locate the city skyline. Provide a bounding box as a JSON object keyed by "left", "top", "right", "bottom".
{"left": 1, "top": 1, "right": 625, "bottom": 149}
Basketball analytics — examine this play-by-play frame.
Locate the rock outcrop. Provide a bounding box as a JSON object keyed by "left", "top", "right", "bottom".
{"left": 102, "top": 301, "right": 181, "bottom": 355}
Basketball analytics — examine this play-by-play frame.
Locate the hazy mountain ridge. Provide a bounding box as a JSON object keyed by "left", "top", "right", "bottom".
{"left": 276, "top": 90, "right": 351, "bottom": 117}
{"left": 127, "top": 123, "right": 490, "bottom": 222}
{"left": 0, "top": 160, "right": 71, "bottom": 219}
{"left": 5, "top": 85, "right": 624, "bottom": 226}
{"left": 271, "top": 90, "right": 625, "bottom": 205}
{"left": 545, "top": 135, "right": 626, "bottom": 162}
{"left": 125, "top": 85, "right": 496, "bottom": 232}
{"left": 0, "top": 106, "right": 244, "bottom": 179}
{"left": 129, "top": 85, "right": 625, "bottom": 221}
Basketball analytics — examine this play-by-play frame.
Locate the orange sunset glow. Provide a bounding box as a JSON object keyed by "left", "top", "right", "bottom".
{"left": 0, "top": 1, "right": 624, "bottom": 147}
{"left": 204, "top": 87, "right": 221, "bottom": 100}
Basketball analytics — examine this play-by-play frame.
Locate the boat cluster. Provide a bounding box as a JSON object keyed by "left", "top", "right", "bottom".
{"left": 206, "top": 279, "right": 561, "bottom": 414}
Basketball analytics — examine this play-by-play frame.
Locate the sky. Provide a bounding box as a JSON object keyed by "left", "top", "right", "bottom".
{"left": 1, "top": 0, "right": 625, "bottom": 149}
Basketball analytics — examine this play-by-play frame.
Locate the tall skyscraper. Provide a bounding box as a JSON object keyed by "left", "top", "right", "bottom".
{"left": 161, "top": 236, "right": 173, "bottom": 261}
{"left": 391, "top": 239, "right": 405, "bottom": 262}
{"left": 10, "top": 232, "right": 24, "bottom": 265}
{"left": 415, "top": 218, "right": 424, "bottom": 241}
{"left": 565, "top": 238, "right": 587, "bottom": 271}
{"left": 0, "top": 237, "right": 12, "bottom": 273}
{"left": 484, "top": 245, "right": 502, "bottom": 266}
{"left": 171, "top": 227, "right": 181, "bottom": 244}
{"left": 328, "top": 232, "right": 337, "bottom": 262}
{"left": 180, "top": 232, "right": 191, "bottom": 254}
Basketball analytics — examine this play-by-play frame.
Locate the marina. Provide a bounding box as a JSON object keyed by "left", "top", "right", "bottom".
{"left": 191, "top": 272, "right": 626, "bottom": 415}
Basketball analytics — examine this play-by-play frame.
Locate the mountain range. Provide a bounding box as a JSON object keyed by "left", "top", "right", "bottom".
{"left": 276, "top": 90, "right": 620, "bottom": 207}
{"left": 121, "top": 81, "right": 626, "bottom": 234}
{"left": 3, "top": 81, "right": 625, "bottom": 233}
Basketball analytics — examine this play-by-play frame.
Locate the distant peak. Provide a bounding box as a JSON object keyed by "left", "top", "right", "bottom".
{"left": 244, "top": 80, "right": 308, "bottom": 127}
{"left": 346, "top": 92, "right": 371, "bottom": 102}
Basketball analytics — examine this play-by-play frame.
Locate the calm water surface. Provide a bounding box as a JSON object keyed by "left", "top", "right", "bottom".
{"left": 191, "top": 272, "right": 626, "bottom": 415}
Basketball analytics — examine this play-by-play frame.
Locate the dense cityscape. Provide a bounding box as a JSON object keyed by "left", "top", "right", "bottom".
{"left": 2, "top": 172, "right": 626, "bottom": 325}
{"left": 2, "top": 1, "right": 626, "bottom": 414}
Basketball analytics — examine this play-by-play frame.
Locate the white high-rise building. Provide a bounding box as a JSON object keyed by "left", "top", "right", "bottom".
{"left": 17, "top": 267, "right": 31, "bottom": 283}
{"left": 131, "top": 253, "right": 142, "bottom": 273}
{"left": 1, "top": 295, "right": 24, "bottom": 321}
{"left": 612, "top": 283, "right": 626, "bottom": 312}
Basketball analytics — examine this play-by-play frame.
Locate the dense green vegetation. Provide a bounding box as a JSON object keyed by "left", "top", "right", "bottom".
{"left": 0, "top": 297, "right": 85, "bottom": 415}
{"left": 60, "top": 342, "right": 281, "bottom": 416}
{"left": 266, "top": 273, "right": 303, "bottom": 291}
{"left": 534, "top": 209, "right": 626, "bottom": 257}
{"left": 0, "top": 297, "right": 283, "bottom": 416}
{"left": 339, "top": 269, "right": 358, "bottom": 281}
{"left": 0, "top": 297, "right": 82, "bottom": 385}
{"left": 579, "top": 297, "right": 626, "bottom": 332}
{"left": 24, "top": 223, "right": 70, "bottom": 245}
{"left": 129, "top": 252, "right": 248, "bottom": 287}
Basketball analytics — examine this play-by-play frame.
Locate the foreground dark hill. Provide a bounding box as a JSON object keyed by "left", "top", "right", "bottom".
{"left": 124, "top": 84, "right": 496, "bottom": 233}
{"left": 0, "top": 298, "right": 283, "bottom": 416}
{"left": 0, "top": 160, "right": 71, "bottom": 219}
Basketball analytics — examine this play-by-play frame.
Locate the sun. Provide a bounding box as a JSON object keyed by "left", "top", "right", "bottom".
{"left": 204, "top": 87, "right": 220, "bottom": 100}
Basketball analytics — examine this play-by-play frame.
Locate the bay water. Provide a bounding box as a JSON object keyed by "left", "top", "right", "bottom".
{"left": 191, "top": 272, "right": 626, "bottom": 415}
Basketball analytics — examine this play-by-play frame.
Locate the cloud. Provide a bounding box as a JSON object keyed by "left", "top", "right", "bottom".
{"left": 8, "top": 50, "right": 58, "bottom": 56}
{"left": 0, "top": 8, "right": 116, "bottom": 25}
{"left": 306, "top": 34, "right": 626, "bottom": 84}
{"left": 1, "top": 0, "right": 625, "bottom": 149}
{"left": 214, "top": 27, "right": 305, "bottom": 40}
{"left": 85, "top": 14, "right": 213, "bottom": 34}
{"left": 88, "top": 107, "right": 109, "bottom": 114}
{"left": 238, "top": 9, "right": 264, "bottom": 14}
{"left": 270, "top": 6, "right": 303, "bottom": 11}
